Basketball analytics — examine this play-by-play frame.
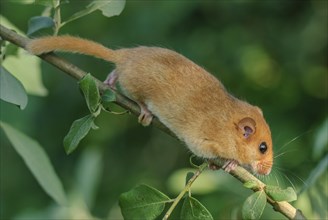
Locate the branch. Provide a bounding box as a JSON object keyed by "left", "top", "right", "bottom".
{"left": 0, "top": 24, "right": 305, "bottom": 220}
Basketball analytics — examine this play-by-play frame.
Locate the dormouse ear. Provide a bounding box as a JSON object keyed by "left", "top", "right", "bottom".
{"left": 237, "top": 117, "right": 256, "bottom": 138}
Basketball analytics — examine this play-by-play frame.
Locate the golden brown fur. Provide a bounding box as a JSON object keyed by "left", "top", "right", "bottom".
{"left": 27, "top": 36, "right": 273, "bottom": 175}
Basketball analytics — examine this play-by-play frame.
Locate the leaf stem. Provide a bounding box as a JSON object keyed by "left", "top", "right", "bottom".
{"left": 53, "top": 0, "right": 62, "bottom": 35}
{"left": 163, "top": 162, "right": 208, "bottom": 220}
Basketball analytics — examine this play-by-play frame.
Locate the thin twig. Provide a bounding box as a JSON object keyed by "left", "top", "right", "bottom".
{"left": 0, "top": 24, "right": 306, "bottom": 220}
{"left": 163, "top": 163, "right": 208, "bottom": 220}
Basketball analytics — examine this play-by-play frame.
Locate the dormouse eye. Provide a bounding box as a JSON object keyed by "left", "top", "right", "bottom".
{"left": 259, "top": 142, "right": 267, "bottom": 154}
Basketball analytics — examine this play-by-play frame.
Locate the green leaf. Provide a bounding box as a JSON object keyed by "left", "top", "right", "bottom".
{"left": 185, "top": 171, "right": 194, "bottom": 185}
{"left": 101, "top": 89, "right": 116, "bottom": 109}
{"left": 243, "top": 180, "right": 260, "bottom": 190}
{"left": 0, "top": 121, "right": 67, "bottom": 205}
{"left": 102, "top": 89, "right": 116, "bottom": 102}
{"left": 63, "top": 0, "right": 126, "bottom": 25}
{"left": 265, "top": 185, "right": 297, "bottom": 202}
{"left": 79, "top": 73, "right": 100, "bottom": 113}
{"left": 27, "top": 16, "right": 55, "bottom": 36}
{"left": 119, "top": 184, "right": 170, "bottom": 220}
{"left": 63, "top": 114, "right": 95, "bottom": 154}
{"left": 181, "top": 196, "right": 214, "bottom": 220}
{"left": 1, "top": 34, "right": 19, "bottom": 57}
{"left": 0, "top": 66, "right": 28, "bottom": 109}
{"left": 242, "top": 191, "right": 266, "bottom": 220}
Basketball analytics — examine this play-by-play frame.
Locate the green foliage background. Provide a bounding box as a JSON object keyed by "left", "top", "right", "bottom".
{"left": 0, "top": 0, "right": 327, "bottom": 219}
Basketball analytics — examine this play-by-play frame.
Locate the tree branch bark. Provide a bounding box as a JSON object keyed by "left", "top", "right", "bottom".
{"left": 0, "top": 24, "right": 306, "bottom": 220}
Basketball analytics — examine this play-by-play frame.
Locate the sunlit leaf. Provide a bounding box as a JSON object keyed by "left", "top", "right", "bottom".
{"left": 27, "top": 16, "right": 55, "bottom": 36}
{"left": 119, "top": 184, "right": 170, "bottom": 220}
{"left": 242, "top": 191, "right": 266, "bottom": 220}
{"left": 79, "top": 73, "right": 100, "bottom": 113}
{"left": 0, "top": 121, "right": 67, "bottom": 205}
{"left": 97, "top": 0, "right": 126, "bottom": 17}
{"left": 167, "top": 169, "right": 220, "bottom": 194}
{"left": 180, "top": 196, "right": 213, "bottom": 220}
{"left": 12, "top": 0, "right": 53, "bottom": 6}
{"left": 0, "top": 66, "right": 28, "bottom": 109}
{"left": 1, "top": 15, "right": 48, "bottom": 97}
{"left": 3, "top": 40, "right": 19, "bottom": 57}
{"left": 265, "top": 185, "right": 297, "bottom": 202}
{"left": 63, "top": 0, "right": 125, "bottom": 26}
{"left": 63, "top": 114, "right": 95, "bottom": 154}
{"left": 11, "top": 0, "right": 37, "bottom": 4}
{"left": 3, "top": 51, "right": 48, "bottom": 96}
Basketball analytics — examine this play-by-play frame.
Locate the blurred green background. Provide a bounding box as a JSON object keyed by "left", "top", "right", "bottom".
{"left": 0, "top": 0, "right": 327, "bottom": 219}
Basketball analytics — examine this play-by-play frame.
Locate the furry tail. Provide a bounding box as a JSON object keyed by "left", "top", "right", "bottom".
{"left": 26, "top": 36, "right": 119, "bottom": 63}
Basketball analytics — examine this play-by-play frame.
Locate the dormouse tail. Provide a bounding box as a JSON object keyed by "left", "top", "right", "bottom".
{"left": 26, "top": 36, "right": 119, "bottom": 63}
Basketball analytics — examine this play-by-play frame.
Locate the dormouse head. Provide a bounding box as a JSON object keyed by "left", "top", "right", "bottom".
{"left": 234, "top": 107, "right": 273, "bottom": 175}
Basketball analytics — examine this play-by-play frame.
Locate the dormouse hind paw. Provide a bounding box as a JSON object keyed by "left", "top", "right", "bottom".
{"left": 138, "top": 102, "right": 153, "bottom": 126}
{"left": 104, "top": 70, "right": 118, "bottom": 89}
{"left": 208, "top": 160, "right": 221, "bottom": 170}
